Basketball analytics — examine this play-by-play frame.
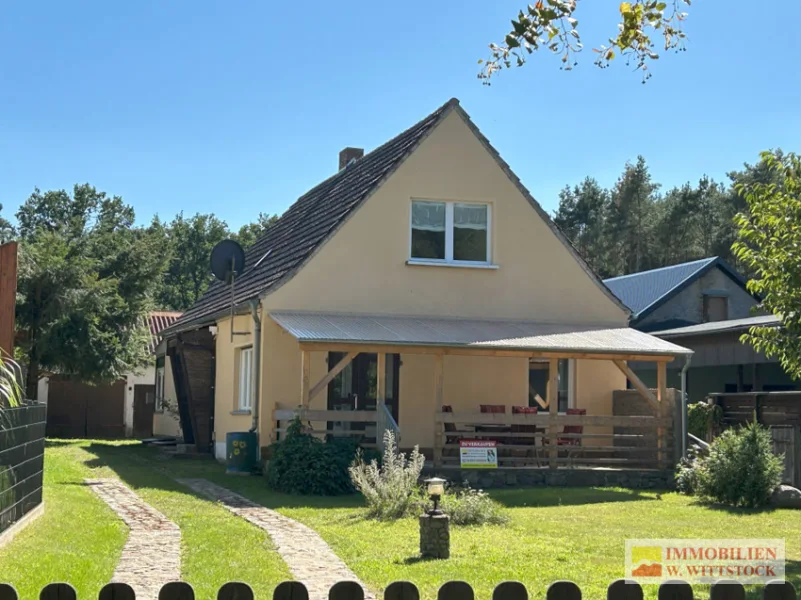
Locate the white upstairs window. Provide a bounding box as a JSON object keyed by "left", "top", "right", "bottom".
{"left": 410, "top": 200, "right": 491, "bottom": 265}
{"left": 238, "top": 346, "right": 253, "bottom": 411}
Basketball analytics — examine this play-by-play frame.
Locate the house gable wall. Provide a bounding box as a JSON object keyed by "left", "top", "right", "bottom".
{"left": 637, "top": 267, "right": 757, "bottom": 331}
{"left": 264, "top": 109, "right": 627, "bottom": 325}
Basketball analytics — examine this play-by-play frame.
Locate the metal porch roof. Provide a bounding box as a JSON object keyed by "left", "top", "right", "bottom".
{"left": 651, "top": 314, "right": 780, "bottom": 338}
{"left": 270, "top": 312, "right": 693, "bottom": 357}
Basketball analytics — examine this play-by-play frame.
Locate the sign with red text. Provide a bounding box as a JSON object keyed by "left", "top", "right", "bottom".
{"left": 626, "top": 539, "right": 785, "bottom": 583}
{"left": 459, "top": 440, "right": 497, "bottom": 468}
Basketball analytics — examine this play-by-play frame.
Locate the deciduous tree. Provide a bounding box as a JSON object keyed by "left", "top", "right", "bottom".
{"left": 732, "top": 151, "right": 801, "bottom": 380}
{"left": 15, "top": 185, "right": 168, "bottom": 398}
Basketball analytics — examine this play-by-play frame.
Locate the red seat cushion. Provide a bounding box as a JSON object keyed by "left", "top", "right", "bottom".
{"left": 511, "top": 405, "right": 537, "bottom": 437}
{"left": 480, "top": 404, "right": 506, "bottom": 413}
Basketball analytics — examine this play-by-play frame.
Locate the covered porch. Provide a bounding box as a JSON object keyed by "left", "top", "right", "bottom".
{"left": 269, "top": 312, "right": 692, "bottom": 471}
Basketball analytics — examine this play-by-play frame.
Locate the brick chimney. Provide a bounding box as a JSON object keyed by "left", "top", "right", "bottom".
{"left": 339, "top": 147, "right": 364, "bottom": 171}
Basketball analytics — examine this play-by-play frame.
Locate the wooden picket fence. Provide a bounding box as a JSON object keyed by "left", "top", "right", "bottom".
{"left": 0, "top": 579, "right": 796, "bottom": 600}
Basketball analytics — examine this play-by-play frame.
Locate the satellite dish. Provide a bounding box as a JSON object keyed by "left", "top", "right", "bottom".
{"left": 210, "top": 240, "right": 245, "bottom": 284}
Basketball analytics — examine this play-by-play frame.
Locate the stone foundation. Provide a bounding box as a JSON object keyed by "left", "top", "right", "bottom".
{"left": 423, "top": 467, "right": 674, "bottom": 490}
{"left": 419, "top": 513, "right": 450, "bottom": 559}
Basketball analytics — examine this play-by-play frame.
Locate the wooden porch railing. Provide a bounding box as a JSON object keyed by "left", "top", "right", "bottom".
{"left": 272, "top": 407, "right": 380, "bottom": 448}
{"left": 434, "top": 411, "right": 679, "bottom": 469}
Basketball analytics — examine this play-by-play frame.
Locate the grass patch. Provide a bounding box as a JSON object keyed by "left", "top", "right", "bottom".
{"left": 0, "top": 441, "right": 291, "bottom": 600}
{"left": 0, "top": 442, "right": 127, "bottom": 600}
{"left": 3, "top": 442, "right": 799, "bottom": 600}
{"left": 146, "top": 448, "right": 801, "bottom": 600}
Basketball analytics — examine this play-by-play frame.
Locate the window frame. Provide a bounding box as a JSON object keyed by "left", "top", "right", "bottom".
{"left": 155, "top": 366, "right": 165, "bottom": 413}
{"left": 409, "top": 199, "right": 492, "bottom": 266}
{"left": 237, "top": 346, "right": 254, "bottom": 412}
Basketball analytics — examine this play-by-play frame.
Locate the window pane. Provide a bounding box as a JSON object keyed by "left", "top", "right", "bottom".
{"left": 239, "top": 348, "right": 252, "bottom": 409}
{"left": 411, "top": 201, "right": 446, "bottom": 259}
{"left": 453, "top": 204, "right": 487, "bottom": 262}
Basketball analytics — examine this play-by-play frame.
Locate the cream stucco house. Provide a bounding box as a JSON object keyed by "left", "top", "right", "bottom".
{"left": 163, "top": 99, "right": 692, "bottom": 468}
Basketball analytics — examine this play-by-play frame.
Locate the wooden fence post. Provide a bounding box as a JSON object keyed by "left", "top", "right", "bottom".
{"left": 493, "top": 582, "right": 528, "bottom": 600}
{"left": 548, "top": 358, "right": 559, "bottom": 469}
{"left": 607, "top": 580, "right": 643, "bottom": 600}
{"left": 159, "top": 582, "right": 195, "bottom": 600}
{"left": 438, "top": 582, "right": 474, "bottom": 600}
{"left": 39, "top": 583, "right": 76, "bottom": 600}
{"left": 217, "top": 582, "right": 254, "bottom": 600}
{"left": 99, "top": 583, "right": 135, "bottom": 600}
{"left": 433, "top": 353, "right": 444, "bottom": 468}
{"left": 710, "top": 581, "right": 746, "bottom": 600}
{"left": 0, "top": 584, "right": 17, "bottom": 600}
{"left": 384, "top": 582, "right": 419, "bottom": 600}
{"left": 273, "top": 582, "right": 309, "bottom": 600}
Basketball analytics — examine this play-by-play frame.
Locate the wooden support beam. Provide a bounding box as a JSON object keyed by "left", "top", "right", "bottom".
{"left": 309, "top": 351, "right": 358, "bottom": 401}
{"left": 433, "top": 354, "right": 445, "bottom": 468}
{"left": 299, "top": 342, "right": 675, "bottom": 363}
{"left": 657, "top": 360, "right": 667, "bottom": 466}
{"left": 376, "top": 353, "right": 386, "bottom": 409}
{"left": 548, "top": 358, "right": 559, "bottom": 469}
{"left": 300, "top": 349, "right": 311, "bottom": 408}
{"left": 612, "top": 360, "right": 659, "bottom": 410}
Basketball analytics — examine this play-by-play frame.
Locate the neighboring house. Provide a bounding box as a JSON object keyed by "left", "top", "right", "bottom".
{"left": 604, "top": 258, "right": 796, "bottom": 402}
{"left": 163, "top": 98, "right": 691, "bottom": 461}
{"left": 40, "top": 311, "right": 183, "bottom": 438}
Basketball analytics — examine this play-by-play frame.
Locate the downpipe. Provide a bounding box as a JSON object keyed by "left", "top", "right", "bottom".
{"left": 249, "top": 300, "right": 262, "bottom": 437}
{"left": 680, "top": 354, "right": 693, "bottom": 458}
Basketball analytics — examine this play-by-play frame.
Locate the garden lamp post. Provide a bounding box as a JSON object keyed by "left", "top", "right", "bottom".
{"left": 426, "top": 477, "right": 446, "bottom": 515}
{"left": 420, "top": 476, "right": 450, "bottom": 559}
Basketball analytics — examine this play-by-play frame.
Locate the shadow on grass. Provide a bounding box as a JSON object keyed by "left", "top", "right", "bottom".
{"left": 686, "top": 498, "right": 778, "bottom": 515}
{"left": 78, "top": 441, "right": 366, "bottom": 511}
{"left": 397, "top": 555, "right": 441, "bottom": 565}
{"left": 488, "top": 486, "right": 659, "bottom": 508}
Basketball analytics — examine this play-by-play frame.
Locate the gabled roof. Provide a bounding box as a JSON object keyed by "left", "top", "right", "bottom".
{"left": 167, "top": 98, "right": 625, "bottom": 334}
{"left": 146, "top": 311, "right": 182, "bottom": 353}
{"left": 603, "top": 257, "right": 750, "bottom": 322}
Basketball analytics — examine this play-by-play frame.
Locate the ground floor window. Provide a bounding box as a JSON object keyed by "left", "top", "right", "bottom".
{"left": 237, "top": 346, "right": 253, "bottom": 411}
{"left": 155, "top": 365, "right": 165, "bottom": 412}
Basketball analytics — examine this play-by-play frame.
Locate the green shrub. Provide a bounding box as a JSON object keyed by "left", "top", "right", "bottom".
{"left": 687, "top": 402, "right": 722, "bottom": 440}
{"left": 675, "top": 445, "right": 706, "bottom": 495}
{"left": 265, "top": 418, "right": 370, "bottom": 495}
{"left": 349, "top": 430, "right": 425, "bottom": 519}
{"left": 693, "top": 421, "right": 783, "bottom": 508}
{"left": 440, "top": 484, "right": 508, "bottom": 526}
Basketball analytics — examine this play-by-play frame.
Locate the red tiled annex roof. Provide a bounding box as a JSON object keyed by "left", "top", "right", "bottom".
{"left": 147, "top": 311, "right": 183, "bottom": 354}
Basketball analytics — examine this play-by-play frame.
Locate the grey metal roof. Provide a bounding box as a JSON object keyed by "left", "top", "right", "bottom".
{"left": 652, "top": 314, "right": 780, "bottom": 338}
{"left": 270, "top": 312, "right": 693, "bottom": 356}
{"left": 604, "top": 257, "right": 718, "bottom": 319}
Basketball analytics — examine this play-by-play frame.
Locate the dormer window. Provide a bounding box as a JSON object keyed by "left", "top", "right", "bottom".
{"left": 410, "top": 200, "right": 491, "bottom": 265}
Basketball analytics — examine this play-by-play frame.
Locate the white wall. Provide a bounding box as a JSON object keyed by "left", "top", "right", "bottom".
{"left": 124, "top": 365, "right": 155, "bottom": 437}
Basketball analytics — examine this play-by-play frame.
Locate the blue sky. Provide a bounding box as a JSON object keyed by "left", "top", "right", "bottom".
{"left": 1, "top": 1, "right": 799, "bottom": 230}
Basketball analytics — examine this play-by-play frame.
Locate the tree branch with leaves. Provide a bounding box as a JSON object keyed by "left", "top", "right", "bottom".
{"left": 733, "top": 151, "right": 801, "bottom": 380}
{"left": 479, "top": 0, "right": 691, "bottom": 83}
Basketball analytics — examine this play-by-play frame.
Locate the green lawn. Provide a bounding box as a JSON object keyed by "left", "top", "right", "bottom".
{"left": 0, "top": 441, "right": 291, "bottom": 600}
{"left": 1, "top": 441, "right": 798, "bottom": 600}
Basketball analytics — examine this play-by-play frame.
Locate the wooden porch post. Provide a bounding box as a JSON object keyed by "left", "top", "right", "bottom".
{"left": 433, "top": 353, "right": 444, "bottom": 467}
{"left": 548, "top": 358, "right": 559, "bottom": 469}
{"left": 657, "top": 360, "right": 667, "bottom": 466}
{"left": 300, "top": 349, "right": 311, "bottom": 409}
{"left": 376, "top": 353, "right": 386, "bottom": 449}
